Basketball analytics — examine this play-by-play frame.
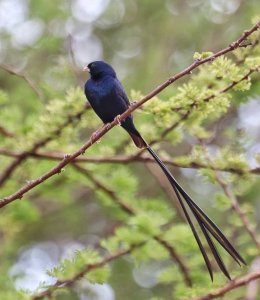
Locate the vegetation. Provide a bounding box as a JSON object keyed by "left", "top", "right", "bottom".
{"left": 0, "top": 1, "right": 259, "bottom": 299}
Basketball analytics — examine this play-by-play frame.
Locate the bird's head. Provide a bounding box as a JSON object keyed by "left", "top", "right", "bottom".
{"left": 83, "top": 61, "right": 116, "bottom": 80}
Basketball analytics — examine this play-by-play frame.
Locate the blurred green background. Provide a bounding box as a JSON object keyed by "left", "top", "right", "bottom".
{"left": 0, "top": 1, "right": 259, "bottom": 299}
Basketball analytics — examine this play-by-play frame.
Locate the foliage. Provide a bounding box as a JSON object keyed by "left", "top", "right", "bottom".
{"left": 0, "top": 1, "right": 259, "bottom": 300}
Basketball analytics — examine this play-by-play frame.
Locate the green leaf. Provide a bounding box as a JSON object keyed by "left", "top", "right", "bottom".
{"left": 86, "top": 266, "right": 110, "bottom": 284}
{"left": 214, "top": 193, "right": 231, "bottom": 210}
{"left": 193, "top": 51, "right": 213, "bottom": 60}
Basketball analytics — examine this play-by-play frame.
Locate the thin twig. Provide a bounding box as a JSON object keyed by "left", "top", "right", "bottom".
{"left": 135, "top": 66, "right": 259, "bottom": 158}
{"left": 0, "top": 21, "right": 258, "bottom": 209}
{"left": 0, "top": 63, "right": 44, "bottom": 101}
{"left": 1, "top": 62, "right": 254, "bottom": 182}
{"left": 32, "top": 244, "right": 142, "bottom": 300}
{"left": 191, "top": 271, "right": 260, "bottom": 300}
{"left": 115, "top": 33, "right": 259, "bottom": 154}
{"left": 145, "top": 162, "right": 185, "bottom": 218}
{"left": 245, "top": 258, "right": 260, "bottom": 300}
{"left": 67, "top": 34, "right": 83, "bottom": 85}
{"left": 0, "top": 126, "right": 15, "bottom": 138}
{"left": 0, "top": 105, "right": 90, "bottom": 187}
{"left": 236, "top": 37, "right": 259, "bottom": 65}
{"left": 73, "top": 163, "right": 192, "bottom": 286}
{"left": 73, "top": 164, "right": 134, "bottom": 215}
{"left": 216, "top": 175, "right": 260, "bottom": 251}
{"left": 1, "top": 149, "right": 259, "bottom": 175}
{"left": 201, "top": 144, "right": 260, "bottom": 252}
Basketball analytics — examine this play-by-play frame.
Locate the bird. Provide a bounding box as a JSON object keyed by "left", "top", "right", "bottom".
{"left": 83, "top": 60, "right": 245, "bottom": 280}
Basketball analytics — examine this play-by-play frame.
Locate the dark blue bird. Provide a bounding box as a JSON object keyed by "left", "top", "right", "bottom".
{"left": 84, "top": 61, "right": 245, "bottom": 280}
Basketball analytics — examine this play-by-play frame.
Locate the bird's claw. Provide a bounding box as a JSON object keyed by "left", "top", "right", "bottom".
{"left": 114, "top": 115, "right": 121, "bottom": 126}
{"left": 104, "top": 123, "right": 112, "bottom": 130}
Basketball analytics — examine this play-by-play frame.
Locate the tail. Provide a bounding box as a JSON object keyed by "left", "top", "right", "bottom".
{"left": 128, "top": 132, "right": 147, "bottom": 148}
{"left": 133, "top": 133, "right": 245, "bottom": 280}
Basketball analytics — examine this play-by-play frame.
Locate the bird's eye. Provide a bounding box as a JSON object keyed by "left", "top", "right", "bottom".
{"left": 91, "top": 63, "right": 95, "bottom": 68}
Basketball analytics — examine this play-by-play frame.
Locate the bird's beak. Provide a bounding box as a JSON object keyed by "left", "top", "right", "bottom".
{"left": 83, "top": 65, "right": 90, "bottom": 72}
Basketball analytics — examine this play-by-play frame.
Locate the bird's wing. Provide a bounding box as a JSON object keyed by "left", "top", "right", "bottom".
{"left": 114, "top": 78, "right": 131, "bottom": 108}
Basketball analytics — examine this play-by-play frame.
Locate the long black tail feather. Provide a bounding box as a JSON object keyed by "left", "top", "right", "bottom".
{"left": 167, "top": 174, "right": 214, "bottom": 280}
{"left": 144, "top": 144, "right": 246, "bottom": 280}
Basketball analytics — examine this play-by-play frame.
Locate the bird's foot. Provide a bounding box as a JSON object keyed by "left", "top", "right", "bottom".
{"left": 104, "top": 123, "right": 112, "bottom": 130}
{"left": 114, "top": 115, "right": 121, "bottom": 126}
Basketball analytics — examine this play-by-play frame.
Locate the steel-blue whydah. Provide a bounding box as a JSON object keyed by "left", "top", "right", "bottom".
{"left": 83, "top": 61, "right": 246, "bottom": 280}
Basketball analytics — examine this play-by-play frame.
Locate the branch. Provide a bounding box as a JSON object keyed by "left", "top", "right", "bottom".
{"left": 0, "top": 21, "right": 258, "bottom": 208}
{"left": 73, "top": 163, "right": 192, "bottom": 286}
{"left": 32, "top": 158, "right": 192, "bottom": 298}
{"left": 144, "top": 161, "right": 185, "bottom": 218}
{"left": 115, "top": 34, "right": 259, "bottom": 154}
{"left": 32, "top": 244, "right": 141, "bottom": 300}
{"left": 201, "top": 144, "right": 260, "bottom": 252}
{"left": 135, "top": 66, "right": 259, "bottom": 158}
{"left": 236, "top": 37, "right": 259, "bottom": 65}
{"left": 192, "top": 271, "right": 260, "bottom": 300}
{"left": 73, "top": 163, "right": 134, "bottom": 215}
{"left": 0, "top": 63, "right": 44, "bottom": 101}
{"left": 0, "top": 126, "right": 15, "bottom": 138}
{"left": 0, "top": 104, "right": 90, "bottom": 187}
{"left": 1, "top": 149, "right": 259, "bottom": 175}
{"left": 245, "top": 258, "right": 260, "bottom": 300}
{"left": 0, "top": 60, "right": 258, "bottom": 187}
{"left": 216, "top": 175, "right": 260, "bottom": 251}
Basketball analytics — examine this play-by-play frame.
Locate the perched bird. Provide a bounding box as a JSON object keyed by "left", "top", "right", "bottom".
{"left": 84, "top": 60, "right": 245, "bottom": 280}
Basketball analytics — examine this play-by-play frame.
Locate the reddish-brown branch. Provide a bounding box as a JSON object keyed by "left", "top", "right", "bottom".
{"left": 0, "top": 21, "right": 258, "bottom": 209}
{"left": 192, "top": 271, "right": 260, "bottom": 300}
{"left": 236, "top": 37, "right": 259, "bottom": 65}
{"left": 0, "top": 126, "right": 15, "bottom": 138}
{"left": 73, "top": 163, "right": 192, "bottom": 286}
{"left": 0, "top": 105, "right": 90, "bottom": 187}
{"left": 73, "top": 163, "right": 134, "bottom": 215}
{"left": 216, "top": 175, "right": 260, "bottom": 251}
{"left": 245, "top": 258, "right": 260, "bottom": 299}
{"left": 126, "top": 21, "right": 258, "bottom": 115}
{"left": 133, "top": 66, "right": 259, "bottom": 158}
{"left": 200, "top": 143, "right": 260, "bottom": 252}
{"left": 0, "top": 63, "right": 44, "bottom": 100}
{"left": 145, "top": 162, "right": 185, "bottom": 218}
{"left": 116, "top": 36, "right": 259, "bottom": 154}
{"left": 1, "top": 149, "right": 259, "bottom": 175}
{"left": 0, "top": 64, "right": 257, "bottom": 181}
{"left": 32, "top": 244, "right": 141, "bottom": 300}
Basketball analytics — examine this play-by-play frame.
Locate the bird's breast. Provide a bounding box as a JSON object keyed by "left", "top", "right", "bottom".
{"left": 85, "top": 78, "right": 121, "bottom": 123}
{"left": 88, "top": 79, "right": 114, "bottom": 99}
